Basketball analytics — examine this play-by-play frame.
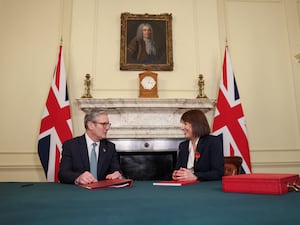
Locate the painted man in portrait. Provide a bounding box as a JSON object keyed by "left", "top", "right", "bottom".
{"left": 127, "top": 23, "right": 166, "bottom": 64}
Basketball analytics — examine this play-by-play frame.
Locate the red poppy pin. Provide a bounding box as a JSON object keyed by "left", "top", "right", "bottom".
{"left": 195, "top": 152, "right": 200, "bottom": 161}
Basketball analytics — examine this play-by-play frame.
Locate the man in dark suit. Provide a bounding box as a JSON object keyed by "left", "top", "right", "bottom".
{"left": 58, "top": 109, "right": 122, "bottom": 184}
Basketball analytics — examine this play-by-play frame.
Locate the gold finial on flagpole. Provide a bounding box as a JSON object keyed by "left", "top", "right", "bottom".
{"left": 81, "top": 74, "right": 93, "bottom": 98}
{"left": 196, "top": 74, "right": 208, "bottom": 99}
{"left": 60, "top": 37, "right": 63, "bottom": 45}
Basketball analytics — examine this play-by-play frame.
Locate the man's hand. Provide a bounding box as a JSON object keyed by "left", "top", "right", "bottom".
{"left": 75, "top": 171, "right": 97, "bottom": 185}
{"left": 106, "top": 171, "right": 123, "bottom": 180}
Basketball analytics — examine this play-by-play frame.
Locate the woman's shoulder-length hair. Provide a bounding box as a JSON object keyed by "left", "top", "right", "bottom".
{"left": 180, "top": 109, "right": 210, "bottom": 137}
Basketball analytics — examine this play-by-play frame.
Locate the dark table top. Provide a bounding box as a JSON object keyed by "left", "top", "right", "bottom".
{"left": 0, "top": 181, "right": 299, "bottom": 225}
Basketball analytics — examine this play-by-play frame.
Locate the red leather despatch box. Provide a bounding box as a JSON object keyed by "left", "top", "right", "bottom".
{"left": 222, "top": 173, "right": 299, "bottom": 195}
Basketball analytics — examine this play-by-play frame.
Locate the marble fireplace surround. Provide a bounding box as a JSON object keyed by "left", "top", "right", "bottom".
{"left": 76, "top": 98, "right": 215, "bottom": 139}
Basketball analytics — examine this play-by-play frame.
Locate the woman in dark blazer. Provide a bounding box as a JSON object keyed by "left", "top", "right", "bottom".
{"left": 172, "top": 110, "right": 224, "bottom": 181}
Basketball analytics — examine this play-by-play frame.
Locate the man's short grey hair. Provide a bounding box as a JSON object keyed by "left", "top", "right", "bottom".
{"left": 84, "top": 109, "right": 108, "bottom": 129}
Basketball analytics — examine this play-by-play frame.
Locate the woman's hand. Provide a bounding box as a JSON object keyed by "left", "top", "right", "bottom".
{"left": 172, "top": 167, "right": 197, "bottom": 181}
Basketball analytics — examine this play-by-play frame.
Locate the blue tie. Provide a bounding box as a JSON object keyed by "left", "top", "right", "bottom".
{"left": 90, "top": 143, "right": 97, "bottom": 179}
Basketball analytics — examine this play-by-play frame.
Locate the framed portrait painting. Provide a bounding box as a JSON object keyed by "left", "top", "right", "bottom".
{"left": 120, "top": 13, "right": 173, "bottom": 71}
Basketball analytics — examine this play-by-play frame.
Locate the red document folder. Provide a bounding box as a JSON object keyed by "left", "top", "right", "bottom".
{"left": 153, "top": 180, "right": 200, "bottom": 186}
{"left": 222, "top": 173, "right": 299, "bottom": 195}
{"left": 79, "top": 179, "right": 133, "bottom": 190}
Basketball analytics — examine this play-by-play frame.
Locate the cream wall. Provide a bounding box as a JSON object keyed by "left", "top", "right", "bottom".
{"left": 0, "top": 0, "right": 299, "bottom": 181}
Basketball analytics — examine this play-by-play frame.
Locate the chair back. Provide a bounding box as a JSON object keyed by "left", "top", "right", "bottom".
{"left": 224, "top": 156, "right": 243, "bottom": 176}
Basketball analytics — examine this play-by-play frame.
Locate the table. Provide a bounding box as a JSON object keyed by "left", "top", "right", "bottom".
{"left": 0, "top": 181, "right": 299, "bottom": 225}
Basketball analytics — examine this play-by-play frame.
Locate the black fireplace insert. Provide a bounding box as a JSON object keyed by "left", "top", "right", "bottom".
{"left": 110, "top": 138, "right": 184, "bottom": 180}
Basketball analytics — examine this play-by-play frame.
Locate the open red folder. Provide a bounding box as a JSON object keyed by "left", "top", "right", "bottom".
{"left": 79, "top": 179, "right": 133, "bottom": 190}
{"left": 153, "top": 180, "right": 199, "bottom": 186}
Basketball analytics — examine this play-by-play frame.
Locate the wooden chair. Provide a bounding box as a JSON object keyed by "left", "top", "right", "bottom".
{"left": 224, "top": 156, "right": 243, "bottom": 176}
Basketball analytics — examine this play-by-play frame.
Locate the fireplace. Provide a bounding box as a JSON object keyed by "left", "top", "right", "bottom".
{"left": 76, "top": 98, "right": 215, "bottom": 138}
{"left": 111, "top": 138, "right": 184, "bottom": 180}
{"left": 76, "top": 98, "right": 214, "bottom": 180}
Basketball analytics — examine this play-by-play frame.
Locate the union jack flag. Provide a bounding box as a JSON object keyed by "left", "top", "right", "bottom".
{"left": 38, "top": 45, "right": 73, "bottom": 182}
{"left": 212, "top": 47, "right": 252, "bottom": 173}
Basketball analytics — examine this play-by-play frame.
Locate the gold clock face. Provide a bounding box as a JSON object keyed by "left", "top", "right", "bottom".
{"left": 141, "top": 76, "right": 156, "bottom": 90}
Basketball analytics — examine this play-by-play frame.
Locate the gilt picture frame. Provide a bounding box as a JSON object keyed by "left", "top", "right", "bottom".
{"left": 120, "top": 13, "right": 173, "bottom": 71}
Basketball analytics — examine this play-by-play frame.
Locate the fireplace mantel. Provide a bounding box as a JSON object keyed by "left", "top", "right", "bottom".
{"left": 76, "top": 98, "right": 215, "bottom": 138}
